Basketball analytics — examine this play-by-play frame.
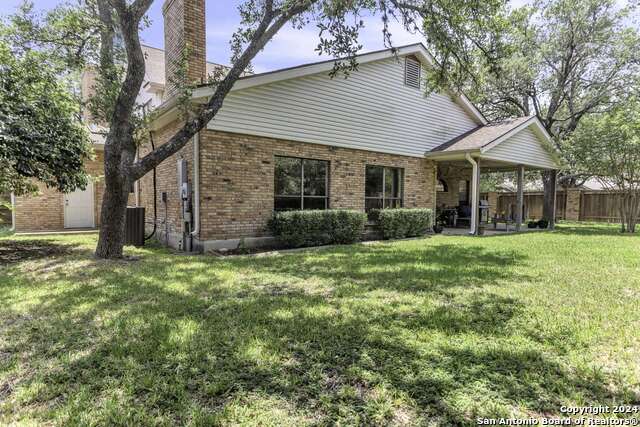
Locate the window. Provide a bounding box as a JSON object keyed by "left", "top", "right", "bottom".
{"left": 404, "top": 56, "right": 421, "bottom": 89}
{"left": 436, "top": 179, "right": 448, "bottom": 193}
{"left": 459, "top": 180, "right": 470, "bottom": 205}
{"left": 365, "top": 165, "right": 403, "bottom": 211}
{"left": 274, "top": 156, "right": 329, "bottom": 211}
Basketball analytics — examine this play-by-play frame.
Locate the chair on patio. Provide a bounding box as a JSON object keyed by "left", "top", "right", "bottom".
{"left": 455, "top": 205, "right": 472, "bottom": 227}
{"left": 492, "top": 203, "right": 526, "bottom": 231}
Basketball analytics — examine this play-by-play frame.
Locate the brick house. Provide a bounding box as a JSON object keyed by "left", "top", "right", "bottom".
{"left": 11, "top": 0, "right": 560, "bottom": 250}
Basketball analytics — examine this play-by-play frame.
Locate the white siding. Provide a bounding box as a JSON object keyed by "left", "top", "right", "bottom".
{"left": 208, "top": 57, "right": 480, "bottom": 157}
{"left": 482, "top": 126, "right": 557, "bottom": 169}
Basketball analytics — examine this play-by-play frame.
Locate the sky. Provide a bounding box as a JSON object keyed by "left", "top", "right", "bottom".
{"left": 0, "top": 0, "right": 585, "bottom": 73}
{"left": 1, "top": 0, "right": 431, "bottom": 72}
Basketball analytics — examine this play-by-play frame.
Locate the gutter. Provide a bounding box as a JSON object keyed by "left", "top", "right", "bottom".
{"left": 465, "top": 153, "right": 479, "bottom": 235}
{"left": 190, "top": 132, "right": 200, "bottom": 240}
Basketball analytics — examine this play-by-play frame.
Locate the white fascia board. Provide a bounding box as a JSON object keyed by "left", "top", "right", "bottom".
{"left": 425, "top": 149, "right": 480, "bottom": 161}
{"left": 457, "top": 93, "right": 488, "bottom": 125}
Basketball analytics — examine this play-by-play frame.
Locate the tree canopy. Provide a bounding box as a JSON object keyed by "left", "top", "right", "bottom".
{"left": 433, "top": 0, "right": 640, "bottom": 189}
{"left": 0, "top": 30, "right": 92, "bottom": 196}
{"left": 567, "top": 100, "right": 640, "bottom": 232}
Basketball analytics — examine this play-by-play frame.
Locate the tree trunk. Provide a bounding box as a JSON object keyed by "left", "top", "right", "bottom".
{"left": 619, "top": 195, "right": 627, "bottom": 233}
{"left": 541, "top": 170, "right": 556, "bottom": 228}
{"left": 95, "top": 145, "right": 135, "bottom": 258}
{"left": 622, "top": 192, "right": 639, "bottom": 234}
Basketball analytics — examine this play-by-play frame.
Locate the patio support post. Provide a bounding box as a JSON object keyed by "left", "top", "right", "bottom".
{"left": 465, "top": 153, "right": 480, "bottom": 235}
{"left": 516, "top": 165, "right": 524, "bottom": 231}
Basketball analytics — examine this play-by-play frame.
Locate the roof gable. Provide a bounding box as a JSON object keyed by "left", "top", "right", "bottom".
{"left": 205, "top": 55, "right": 481, "bottom": 157}
{"left": 192, "top": 43, "right": 487, "bottom": 127}
{"left": 428, "top": 116, "right": 560, "bottom": 169}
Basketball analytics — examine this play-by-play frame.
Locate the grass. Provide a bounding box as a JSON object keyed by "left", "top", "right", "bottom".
{"left": 0, "top": 222, "right": 638, "bottom": 426}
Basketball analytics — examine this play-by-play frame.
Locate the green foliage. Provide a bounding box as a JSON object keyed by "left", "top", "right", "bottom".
{"left": 229, "top": 0, "right": 509, "bottom": 83}
{"left": 375, "top": 208, "right": 433, "bottom": 239}
{"left": 268, "top": 209, "right": 366, "bottom": 248}
{"left": 567, "top": 100, "right": 640, "bottom": 232}
{"left": 437, "top": 0, "right": 640, "bottom": 169}
{"left": 568, "top": 101, "right": 640, "bottom": 186}
{"left": 0, "top": 38, "right": 92, "bottom": 195}
{"left": 2, "top": 0, "right": 101, "bottom": 71}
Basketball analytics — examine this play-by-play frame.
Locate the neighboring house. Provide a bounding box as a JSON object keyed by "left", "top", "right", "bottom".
{"left": 12, "top": 0, "right": 560, "bottom": 249}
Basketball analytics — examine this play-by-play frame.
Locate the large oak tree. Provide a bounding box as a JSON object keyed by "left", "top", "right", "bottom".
{"left": 94, "top": 0, "right": 511, "bottom": 258}
{"left": 7, "top": 0, "right": 507, "bottom": 258}
{"left": 434, "top": 0, "right": 640, "bottom": 222}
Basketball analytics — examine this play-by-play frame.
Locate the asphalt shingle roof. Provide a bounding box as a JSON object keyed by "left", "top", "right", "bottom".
{"left": 430, "top": 116, "right": 533, "bottom": 153}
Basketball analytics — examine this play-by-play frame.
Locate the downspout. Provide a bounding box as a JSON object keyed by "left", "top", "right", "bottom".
{"left": 144, "top": 131, "right": 158, "bottom": 241}
{"left": 189, "top": 132, "right": 200, "bottom": 246}
{"left": 9, "top": 192, "right": 16, "bottom": 231}
{"left": 465, "top": 153, "right": 478, "bottom": 235}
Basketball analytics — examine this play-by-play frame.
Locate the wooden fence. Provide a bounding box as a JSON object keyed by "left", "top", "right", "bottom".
{"left": 495, "top": 190, "right": 625, "bottom": 222}
{"left": 579, "top": 191, "right": 624, "bottom": 222}
{"left": 494, "top": 191, "right": 566, "bottom": 221}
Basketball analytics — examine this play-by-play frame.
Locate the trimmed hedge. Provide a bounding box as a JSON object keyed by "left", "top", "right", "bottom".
{"left": 268, "top": 209, "right": 367, "bottom": 248}
{"left": 374, "top": 208, "right": 433, "bottom": 240}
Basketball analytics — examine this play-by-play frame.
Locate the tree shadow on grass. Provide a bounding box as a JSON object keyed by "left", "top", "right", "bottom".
{"left": 0, "top": 239, "right": 88, "bottom": 265}
{"left": 225, "top": 243, "right": 534, "bottom": 296}
{"left": 0, "top": 240, "right": 635, "bottom": 425}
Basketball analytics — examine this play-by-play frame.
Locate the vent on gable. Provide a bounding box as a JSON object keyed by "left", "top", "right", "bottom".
{"left": 404, "top": 56, "right": 421, "bottom": 89}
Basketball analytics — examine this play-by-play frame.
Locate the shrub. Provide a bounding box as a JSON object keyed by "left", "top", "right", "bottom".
{"left": 376, "top": 208, "right": 433, "bottom": 240}
{"left": 268, "top": 209, "right": 367, "bottom": 248}
{"left": 527, "top": 221, "right": 538, "bottom": 229}
{"left": 537, "top": 218, "right": 549, "bottom": 229}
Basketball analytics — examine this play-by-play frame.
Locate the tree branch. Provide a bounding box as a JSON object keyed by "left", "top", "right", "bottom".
{"left": 131, "top": 1, "right": 312, "bottom": 179}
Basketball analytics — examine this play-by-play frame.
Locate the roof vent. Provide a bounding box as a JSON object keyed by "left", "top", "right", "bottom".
{"left": 404, "top": 56, "right": 421, "bottom": 89}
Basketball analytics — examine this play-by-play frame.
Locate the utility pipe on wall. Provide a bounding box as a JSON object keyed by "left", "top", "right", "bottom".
{"left": 189, "top": 132, "right": 200, "bottom": 245}
{"left": 465, "top": 153, "right": 479, "bottom": 235}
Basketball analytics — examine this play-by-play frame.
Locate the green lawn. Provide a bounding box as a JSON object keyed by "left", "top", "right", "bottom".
{"left": 0, "top": 223, "right": 638, "bottom": 426}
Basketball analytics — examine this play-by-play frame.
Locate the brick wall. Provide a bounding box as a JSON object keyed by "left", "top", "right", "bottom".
{"left": 14, "top": 151, "right": 106, "bottom": 232}
{"left": 137, "top": 129, "right": 438, "bottom": 246}
{"left": 162, "top": 0, "right": 206, "bottom": 99}
{"left": 204, "top": 130, "right": 435, "bottom": 240}
{"left": 437, "top": 164, "right": 472, "bottom": 208}
{"left": 137, "top": 120, "right": 193, "bottom": 246}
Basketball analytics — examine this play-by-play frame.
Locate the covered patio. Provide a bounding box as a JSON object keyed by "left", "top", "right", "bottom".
{"left": 427, "top": 116, "right": 561, "bottom": 235}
